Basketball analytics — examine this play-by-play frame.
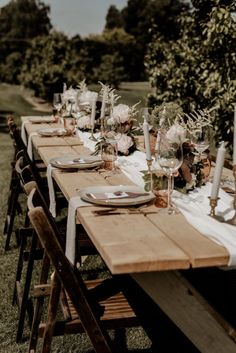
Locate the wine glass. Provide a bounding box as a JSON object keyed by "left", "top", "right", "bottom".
{"left": 102, "top": 116, "right": 122, "bottom": 173}
{"left": 157, "top": 131, "right": 183, "bottom": 214}
{"left": 190, "top": 126, "right": 211, "bottom": 160}
{"left": 52, "top": 93, "right": 62, "bottom": 117}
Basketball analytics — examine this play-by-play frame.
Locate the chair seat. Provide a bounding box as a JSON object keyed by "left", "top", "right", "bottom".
{"left": 35, "top": 278, "right": 139, "bottom": 338}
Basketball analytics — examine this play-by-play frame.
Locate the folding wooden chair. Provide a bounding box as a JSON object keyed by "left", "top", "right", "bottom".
{"left": 27, "top": 187, "right": 142, "bottom": 353}
{"left": 7, "top": 120, "right": 97, "bottom": 342}
{"left": 4, "top": 115, "right": 46, "bottom": 250}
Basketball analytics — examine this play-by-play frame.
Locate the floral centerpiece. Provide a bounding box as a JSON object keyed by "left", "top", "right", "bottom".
{"left": 144, "top": 103, "right": 214, "bottom": 192}
{"left": 94, "top": 102, "right": 140, "bottom": 156}
{"left": 73, "top": 79, "right": 101, "bottom": 130}
{"left": 108, "top": 102, "right": 139, "bottom": 155}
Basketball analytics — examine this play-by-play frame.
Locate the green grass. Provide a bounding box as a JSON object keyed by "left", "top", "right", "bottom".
{"left": 0, "top": 84, "right": 49, "bottom": 117}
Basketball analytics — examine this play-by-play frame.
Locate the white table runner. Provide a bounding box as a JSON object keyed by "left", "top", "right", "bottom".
{"left": 45, "top": 129, "right": 236, "bottom": 267}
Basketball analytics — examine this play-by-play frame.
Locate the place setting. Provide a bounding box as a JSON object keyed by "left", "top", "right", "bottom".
{"left": 49, "top": 154, "right": 104, "bottom": 170}
{"left": 37, "top": 127, "right": 67, "bottom": 137}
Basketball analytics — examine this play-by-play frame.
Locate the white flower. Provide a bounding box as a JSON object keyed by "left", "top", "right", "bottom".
{"left": 79, "top": 91, "right": 98, "bottom": 104}
{"left": 166, "top": 124, "right": 186, "bottom": 144}
{"left": 115, "top": 133, "right": 134, "bottom": 155}
{"left": 62, "top": 88, "right": 78, "bottom": 103}
{"left": 76, "top": 115, "right": 91, "bottom": 129}
{"left": 113, "top": 104, "right": 130, "bottom": 124}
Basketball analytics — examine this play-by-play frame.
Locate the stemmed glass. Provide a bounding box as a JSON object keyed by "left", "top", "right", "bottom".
{"left": 102, "top": 116, "right": 122, "bottom": 174}
{"left": 157, "top": 131, "right": 183, "bottom": 214}
{"left": 190, "top": 126, "right": 211, "bottom": 160}
{"left": 52, "top": 93, "right": 62, "bottom": 118}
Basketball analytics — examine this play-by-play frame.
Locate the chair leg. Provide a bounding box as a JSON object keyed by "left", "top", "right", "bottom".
{"left": 41, "top": 273, "right": 61, "bottom": 353}
{"left": 16, "top": 231, "right": 38, "bottom": 342}
{"left": 4, "top": 181, "right": 22, "bottom": 250}
{"left": 28, "top": 253, "right": 51, "bottom": 353}
{"left": 3, "top": 167, "right": 18, "bottom": 235}
{"left": 12, "top": 228, "right": 29, "bottom": 305}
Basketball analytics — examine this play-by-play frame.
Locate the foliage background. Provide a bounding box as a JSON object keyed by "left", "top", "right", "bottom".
{"left": 145, "top": 0, "right": 236, "bottom": 156}
{"left": 0, "top": 0, "right": 235, "bottom": 155}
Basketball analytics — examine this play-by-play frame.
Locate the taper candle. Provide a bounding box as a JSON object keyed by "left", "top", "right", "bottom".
{"left": 211, "top": 141, "right": 225, "bottom": 199}
{"left": 143, "top": 115, "right": 152, "bottom": 161}
{"left": 233, "top": 104, "right": 236, "bottom": 165}
{"left": 100, "top": 87, "right": 107, "bottom": 119}
{"left": 90, "top": 93, "right": 98, "bottom": 129}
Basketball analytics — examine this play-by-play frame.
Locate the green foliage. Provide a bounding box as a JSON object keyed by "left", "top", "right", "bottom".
{"left": 105, "top": 5, "right": 123, "bottom": 30}
{"left": 0, "top": 0, "right": 51, "bottom": 40}
{"left": 0, "top": 0, "right": 52, "bottom": 84}
{"left": 19, "top": 32, "right": 73, "bottom": 99}
{"left": 93, "top": 53, "right": 126, "bottom": 88}
{"left": 146, "top": 0, "right": 236, "bottom": 156}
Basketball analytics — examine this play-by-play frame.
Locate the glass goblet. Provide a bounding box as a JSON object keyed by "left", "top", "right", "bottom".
{"left": 103, "top": 117, "right": 122, "bottom": 174}
{"left": 190, "top": 126, "right": 211, "bottom": 160}
{"left": 157, "top": 133, "right": 183, "bottom": 214}
{"left": 52, "top": 93, "right": 62, "bottom": 119}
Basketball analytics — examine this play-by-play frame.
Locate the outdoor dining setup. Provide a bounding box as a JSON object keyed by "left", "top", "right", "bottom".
{"left": 4, "top": 80, "right": 236, "bottom": 353}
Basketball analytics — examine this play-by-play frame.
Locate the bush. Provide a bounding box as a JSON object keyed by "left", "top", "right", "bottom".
{"left": 146, "top": 0, "right": 236, "bottom": 156}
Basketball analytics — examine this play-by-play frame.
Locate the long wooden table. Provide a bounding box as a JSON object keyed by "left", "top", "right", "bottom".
{"left": 22, "top": 117, "right": 236, "bottom": 352}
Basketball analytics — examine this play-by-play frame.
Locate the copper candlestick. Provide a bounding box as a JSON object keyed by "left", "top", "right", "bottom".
{"left": 208, "top": 197, "right": 224, "bottom": 222}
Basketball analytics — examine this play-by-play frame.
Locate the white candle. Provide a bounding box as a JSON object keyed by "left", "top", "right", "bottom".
{"left": 90, "top": 93, "right": 98, "bottom": 129}
{"left": 143, "top": 116, "right": 152, "bottom": 161}
{"left": 100, "top": 87, "right": 107, "bottom": 119}
{"left": 211, "top": 141, "right": 225, "bottom": 199}
{"left": 233, "top": 104, "right": 236, "bottom": 165}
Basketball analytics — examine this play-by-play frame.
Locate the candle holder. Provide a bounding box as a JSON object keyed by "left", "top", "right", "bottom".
{"left": 146, "top": 159, "right": 153, "bottom": 191}
{"left": 208, "top": 197, "right": 224, "bottom": 222}
{"left": 225, "top": 165, "right": 236, "bottom": 226}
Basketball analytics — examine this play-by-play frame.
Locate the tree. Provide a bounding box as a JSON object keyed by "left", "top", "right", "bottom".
{"left": 20, "top": 32, "right": 72, "bottom": 98}
{"left": 0, "top": 0, "right": 52, "bottom": 40}
{"left": 146, "top": 0, "right": 236, "bottom": 156}
{"left": 93, "top": 53, "right": 126, "bottom": 88}
{"left": 103, "top": 0, "right": 188, "bottom": 80}
{"left": 0, "top": 0, "right": 52, "bottom": 84}
{"left": 105, "top": 5, "right": 123, "bottom": 30}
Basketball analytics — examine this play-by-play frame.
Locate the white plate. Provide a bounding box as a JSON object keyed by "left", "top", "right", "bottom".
{"left": 28, "top": 116, "right": 55, "bottom": 123}
{"left": 37, "top": 127, "right": 66, "bottom": 137}
{"left": 79, "top": 185, "right": 155, "bottom": 206}
{"left": 50, "top": 154, "right": 103, "bottom": 169}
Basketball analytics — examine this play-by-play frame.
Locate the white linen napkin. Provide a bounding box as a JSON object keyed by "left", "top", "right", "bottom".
{"left": 172, "top": 183, "right": 236, "bottom": 266}
{"left": 65, "top": 196, "right": 91, "bottom": 264}
{"left": 46, "top": 164, "right": 57, "bottom": 218}
{"left": 27, "top": 132, "right": 38, "bottom": 160}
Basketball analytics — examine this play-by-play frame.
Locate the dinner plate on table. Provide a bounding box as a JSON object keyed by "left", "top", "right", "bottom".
{"left": 28, "top": 116, "right": 56, "bottom": 124}
{"left": 50, "top": 154, "right": 103, "bottom": 169}
{"left": 37, "top": 127, "right": 66, "bottom": 137}
{"left": 79, "top": 185, "right": 155, "bottom": 206}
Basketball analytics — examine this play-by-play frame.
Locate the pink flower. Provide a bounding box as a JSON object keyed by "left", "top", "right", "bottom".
{"left": 166, "top": 124, "right": 186, "bottom": 143}
{"left": 113, "top": 104, "right": 130, "bottom": 124}
{"left": 115, "top": 133, "right": 134, "bottom": 155}
{"left": 77, "top": 115, "right": 90, "bottom": 129}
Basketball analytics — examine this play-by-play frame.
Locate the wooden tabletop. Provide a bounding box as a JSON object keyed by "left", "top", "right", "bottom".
{"left": 21, "top": 117, "right": 83, "bottom": 148}
{"left": 24, "top": 118, "right": 231, "bottom": 274}
{"left": 22, "top": 117, "right": 236, "bottom": 353}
